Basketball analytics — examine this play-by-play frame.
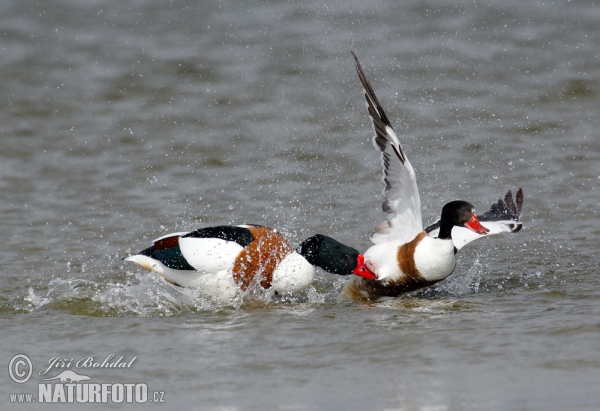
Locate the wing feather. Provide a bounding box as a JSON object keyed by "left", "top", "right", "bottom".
{"left": 351, "top": 49, "right": 422, "bottom": 244}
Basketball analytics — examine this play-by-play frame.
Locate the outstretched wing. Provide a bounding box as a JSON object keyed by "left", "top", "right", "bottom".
{"left": 425, "top": 188, "right": 524, "bottom": 250}
{"left": 351, "top": 49, "right": 422, "bottom": 245}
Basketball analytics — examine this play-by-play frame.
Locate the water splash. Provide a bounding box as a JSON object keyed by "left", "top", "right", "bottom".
{"left": 25, "top": 287, "right": 50, "bottom": 308}
{"left": 15, "top": 253, "right": 540, "bottom": 317}
{"left": 438, "top": 257, "right": 484, "bottom": 296}
{"left": 17, "top": 265, "right": 345, "bottom": 317}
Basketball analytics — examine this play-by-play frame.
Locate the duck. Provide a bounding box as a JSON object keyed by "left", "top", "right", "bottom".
{"left": 345, "top": 49, "right": 524, "bottom": 300}
{"left": 126, "top": 224, "right": 376, "bottom": 301}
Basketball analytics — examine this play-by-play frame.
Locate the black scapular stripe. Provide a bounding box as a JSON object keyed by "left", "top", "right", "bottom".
{"left": 139, "top": 246, "right": 195, "bottom": 271}
{"left": 182, "top": 225, "right": 255, "bottom": 247}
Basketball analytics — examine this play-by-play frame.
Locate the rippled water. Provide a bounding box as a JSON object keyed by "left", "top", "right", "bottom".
{"left": 2, "top": 0, "right": 599, "bottom": 410}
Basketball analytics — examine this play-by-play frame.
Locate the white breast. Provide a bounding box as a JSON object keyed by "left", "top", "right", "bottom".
{"left": 413, "top": 236, "right": 456, "bottom": 281}
{"left": 271, "top": 253, "right": 315, "bottom": 293}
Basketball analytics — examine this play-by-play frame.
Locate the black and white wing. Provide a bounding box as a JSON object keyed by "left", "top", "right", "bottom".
{"left": 425, "top": 188, "right": 524, "bottom": 250}
{"left": 351, "top": 49, "right": 422, "bottom": 245}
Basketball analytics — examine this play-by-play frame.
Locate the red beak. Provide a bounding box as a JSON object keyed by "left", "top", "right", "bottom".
{"left": 351, "top": 254, "right": 377, "bottom": 280}
{"left": 464, "top": 214, "right": 489, "bottom": 234}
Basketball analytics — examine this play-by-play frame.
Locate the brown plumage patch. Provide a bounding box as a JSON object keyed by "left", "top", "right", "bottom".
{"left": 397, "top": 231, "right": 427, "bottom": 278}
{"left": 232, "top": 226, "right": 293, "bottom": 291}
{"left": 152, "top": 235, "right": 179, "bottom": 251}
{"left": 345, "top": 231, "right": 440, "bottom": 300}
{"left": 356, "top": 275, "right": 440, "bottom": 300}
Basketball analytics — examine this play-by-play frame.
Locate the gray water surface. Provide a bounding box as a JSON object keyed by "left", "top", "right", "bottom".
{"left": 2, "top": 0, "right": 599, "bottom": 410}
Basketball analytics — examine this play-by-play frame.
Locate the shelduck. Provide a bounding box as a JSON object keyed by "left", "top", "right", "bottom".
{"left": 126, "top": 224, "right": 375, "bottom": 301}
{"left": 345, "top": 50, "right": 524, "bottom": 300}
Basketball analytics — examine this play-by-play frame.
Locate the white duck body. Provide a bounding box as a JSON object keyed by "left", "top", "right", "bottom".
{"left": 126, "top": 225, "right": 315, "bottom": 302}
{"left": 126, "top": 224, "right": 374, "bottom": 302}
{"left": 178, "top": 236, "right": 244, "bottom": 273}
{"left": 364, "top": 232, "right": 456, "bottom": 283}
{"left": 126, "top": 254, "right": 313, "bottom": 304}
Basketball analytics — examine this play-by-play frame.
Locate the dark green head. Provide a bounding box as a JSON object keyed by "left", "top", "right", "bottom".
{"left": 297, "top": 234, "right": 375, "bottom": 280}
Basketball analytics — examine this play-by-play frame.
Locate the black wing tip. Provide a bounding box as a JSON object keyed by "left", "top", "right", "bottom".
{"left": 478, "top": 188, "right": 525, "bottom": 223}
{"left": 349, "top": 48, "right": 393, "bottom": 130}
{"left": 351, "top": 47, "right": 407, "bottom": 171}
{"left": 349, "top": 46, "right": 358, "bottom": 63}
{"left": 349, "top": 46, "right": 361, "bottom": 69}
{"left": 516, "top": 187, "right": 524, "bottom": 217}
